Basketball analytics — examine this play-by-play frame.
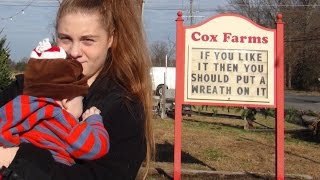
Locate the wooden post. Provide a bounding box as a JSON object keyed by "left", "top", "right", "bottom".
{"left": 276, "top": 13, "right": 285, "bottom": 180}
{"left": 161, "top": 78, "right": 167, "bottom": 119}
{"left": 243, "top": 107, "right": 249, "bottom": 130}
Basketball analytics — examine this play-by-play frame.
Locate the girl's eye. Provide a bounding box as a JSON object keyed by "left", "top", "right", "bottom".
{"left": 84, "top": 39, "right": 94, "bottom": 42}
{"left": 58, "top": 37, "right": 71, "bottom": 43}
{"left": 82, "top": 39, "right": 95, "bottom": 45}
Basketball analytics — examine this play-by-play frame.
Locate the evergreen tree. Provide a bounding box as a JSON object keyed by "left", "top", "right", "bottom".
{"left": 0, "top": 30, "right": 13, "bottom": 92}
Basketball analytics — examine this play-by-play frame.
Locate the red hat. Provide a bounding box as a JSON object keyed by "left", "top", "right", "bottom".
{"left": 23, "top": 39, "right": 88, "bottom": 100}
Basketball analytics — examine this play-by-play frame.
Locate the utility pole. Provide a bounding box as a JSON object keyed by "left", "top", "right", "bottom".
{"left": 186, "top": 0, "right": 204, "bottom": 25}
{"left": 189, "top": 0, "right": 194, "bottom": 25}
{"left": 141, "top": 0, "right": 145, "bottom": 18}
{"left": 137, "top": 0, "right": 144, "bottom": 17}
{"left": 160, "top": 55, "right": 168, "bottom": 119}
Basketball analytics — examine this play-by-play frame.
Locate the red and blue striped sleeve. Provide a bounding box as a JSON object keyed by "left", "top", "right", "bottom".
{"left": 64, "top": 114, "right": 109, "bottom": 160}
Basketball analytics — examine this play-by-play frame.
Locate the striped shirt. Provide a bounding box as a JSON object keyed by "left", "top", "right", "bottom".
{"left": 0, "top": 95, "right": 109, "bottom": 165}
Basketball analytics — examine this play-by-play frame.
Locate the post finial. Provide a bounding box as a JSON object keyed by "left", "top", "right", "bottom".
{"left": 176, "top": 11, "right": 183, "bottom": 21}
{"left": 277, "top": 13, "right": 283, "bottom": 23}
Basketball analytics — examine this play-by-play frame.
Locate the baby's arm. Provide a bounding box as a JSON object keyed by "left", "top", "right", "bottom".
{"left": 65, "top": 106, "right": 109, "bottom": 160}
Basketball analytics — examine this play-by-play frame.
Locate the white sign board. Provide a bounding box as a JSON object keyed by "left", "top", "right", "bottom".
{"left": 184, "top": 15, "right": 275, "bottom": 106}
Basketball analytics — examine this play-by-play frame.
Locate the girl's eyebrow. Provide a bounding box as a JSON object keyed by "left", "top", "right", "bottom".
{"left": 81, "top": 35, "right": 99, "bottom": 39}
{"left": 57, "top": 33, "right": 99, "bottom": 40}
{"left": 57, "top": 33, "right": 70, "bottom": 37}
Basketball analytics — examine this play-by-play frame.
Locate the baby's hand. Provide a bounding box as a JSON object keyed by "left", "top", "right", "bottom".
{"left": 82, "top": 106, "right": 101, "bottom": 120}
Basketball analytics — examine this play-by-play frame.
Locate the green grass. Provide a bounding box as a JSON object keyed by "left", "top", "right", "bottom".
{"left": 148, "top": 114, "right": 320, "bottom": 179}
{"left": 204, "top": 148, "right": 228, "bottom": 161}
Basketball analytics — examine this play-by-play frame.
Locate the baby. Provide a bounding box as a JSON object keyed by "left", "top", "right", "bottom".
{"left": 26, "top": 38, "right": 89, "bottom": 120}
{"left": 0, "top": 38, "right": 109, "bottom": 166}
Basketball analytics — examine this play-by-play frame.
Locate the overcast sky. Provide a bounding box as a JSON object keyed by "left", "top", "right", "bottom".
{"left": 0, "top": 0, "right": 226, "bottom": 61}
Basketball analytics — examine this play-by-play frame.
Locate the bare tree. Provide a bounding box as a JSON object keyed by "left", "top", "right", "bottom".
{"left": 217, "top": 0, "right": 279, "bottom": 27}
{"left": 217, "top": 0, "right": 320, "bottom": 90}
{"left": 283, "top": 0, "right": 320, "bottom": 90}
{"left": 149, "top": 39, "right": 176, "bottom": 67}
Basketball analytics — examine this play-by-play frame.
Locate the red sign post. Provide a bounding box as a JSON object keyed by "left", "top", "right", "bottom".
{"left": 275, "top": 13, "right": 285, "bottom": 180}
{"left": 174, "top": 11, "right": 284, "bottom": 180}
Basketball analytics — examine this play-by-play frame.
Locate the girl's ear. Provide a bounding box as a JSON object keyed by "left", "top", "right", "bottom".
{"left": 61, "top": 99, "right": 68, "bottom": 109}
{"left": 107, "top": 35, "right": 114, "bottom": 49}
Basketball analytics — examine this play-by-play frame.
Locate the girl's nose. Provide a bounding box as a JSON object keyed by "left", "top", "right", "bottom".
{"left": 68, "top": 42, "right": 82, "bottom": 59}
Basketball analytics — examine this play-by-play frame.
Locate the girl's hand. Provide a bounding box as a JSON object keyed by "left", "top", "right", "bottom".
{"left": 82, "top": 106, "right": 101, "bottom": 120}
{"left": 0, "top": 146, "right": 19, "bottom": 167}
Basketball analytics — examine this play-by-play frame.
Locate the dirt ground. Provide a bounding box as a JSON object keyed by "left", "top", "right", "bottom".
{"left": 138, "top": 114, "right": 320, "bottom": 179}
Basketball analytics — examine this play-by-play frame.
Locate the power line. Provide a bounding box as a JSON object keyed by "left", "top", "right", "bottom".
{"left": 143, "top": 8, "right": 315, "bottom": 13}
{"left": 0, "top": 3, "right": 319, "bottom": 9}
{"left": 0, "top": 0, "right": 36, "bottom": 21}
{"left": 0, "top": 4, "right": 57, "bottom": 7}
{"left": 0, "top": 0, "right": 58, "bottom": 3}
{"left": 0, "top": 6, "right": 313, "bottom": 13}
{"left": 0, "top": 1, "right": 318, "bottom": 21}
{"left": 1, "top": 2, "right": 318, "bottom": 7}
{"left": 228, "top": 4, "right": 320, "bottom": 7}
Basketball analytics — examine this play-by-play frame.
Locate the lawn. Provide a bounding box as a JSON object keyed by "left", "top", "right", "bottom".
{"left": 138, "top": 110, "right": 320, "bottom": 179}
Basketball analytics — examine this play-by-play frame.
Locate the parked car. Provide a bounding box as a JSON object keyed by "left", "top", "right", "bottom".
{"left": 150, "top": 67, "right": 176, "bottom": 96}
{"left": 166, "top": 102, "right": 192, "bottom": 118}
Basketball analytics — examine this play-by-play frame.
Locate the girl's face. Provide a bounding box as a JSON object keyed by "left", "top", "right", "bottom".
{"left": 56, "top": 12, "right": 113, "bottom": 86}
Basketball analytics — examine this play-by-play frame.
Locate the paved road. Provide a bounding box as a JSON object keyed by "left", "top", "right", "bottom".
{"left": 159, "top": 90, "right": 320, "bottom": 113}
{"left": 285, "top": 92, "right": 320, "bottom": 113}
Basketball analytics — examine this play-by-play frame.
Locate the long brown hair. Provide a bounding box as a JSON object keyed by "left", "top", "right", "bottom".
{"left": 56, "top": 0, "right": 154, "bottom": 178}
